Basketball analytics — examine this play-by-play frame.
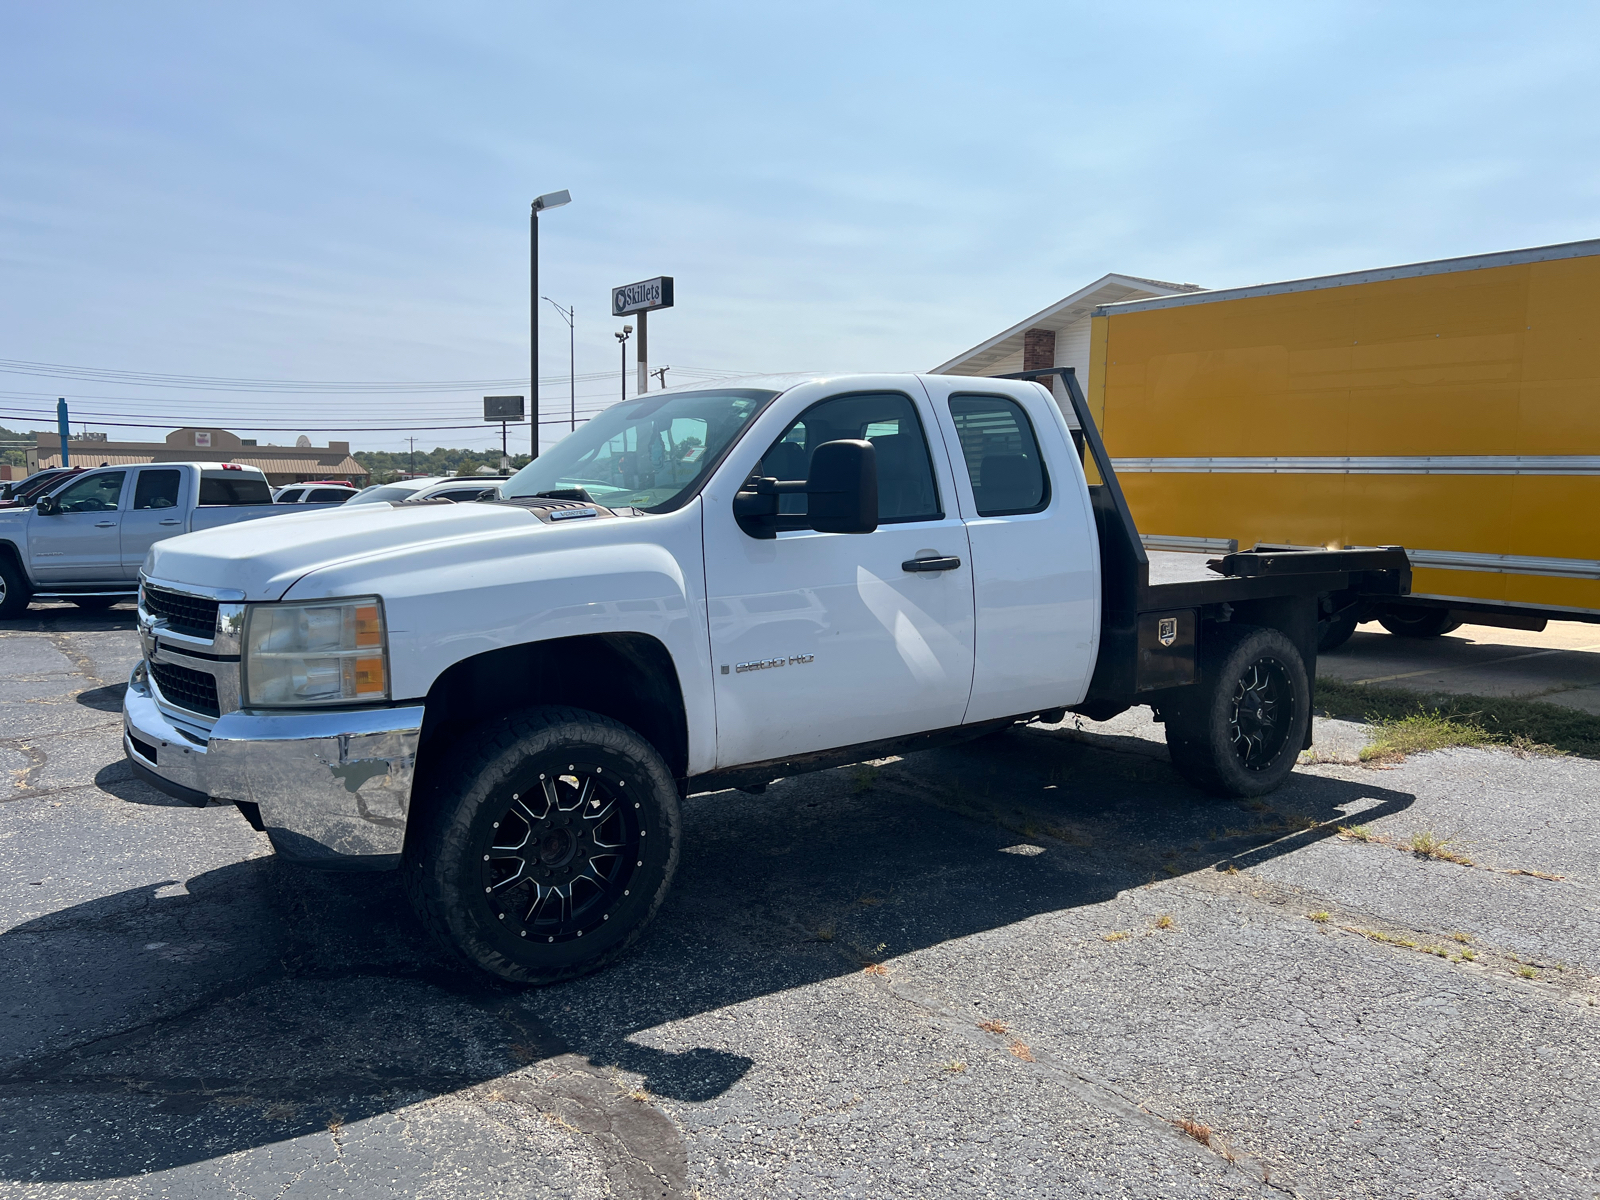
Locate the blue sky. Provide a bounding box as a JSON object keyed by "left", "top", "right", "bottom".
{"left": 3, "top": 2, "right": 1597, "bottom": 454}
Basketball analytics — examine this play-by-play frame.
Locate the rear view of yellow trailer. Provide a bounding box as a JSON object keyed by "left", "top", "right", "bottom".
{"left": 1088, "top": 238, "right": 1600, "bottom": 649}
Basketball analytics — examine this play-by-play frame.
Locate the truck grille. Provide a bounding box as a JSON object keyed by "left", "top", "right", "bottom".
{"left": 143, "top": 586, "right": 219, "bottom": 639}
{"left": 150, "top": 661, "right": 221, "bottom": 718}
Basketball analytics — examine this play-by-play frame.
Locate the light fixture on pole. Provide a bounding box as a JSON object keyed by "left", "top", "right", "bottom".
{"left": 615, "top": 326, "right": 632, "bottom": 403}
{"left": 530, "top": 189, "right": 571, "bottom": 460}
{"left": 543, "top": 297, "right": 575, "bottom": 432}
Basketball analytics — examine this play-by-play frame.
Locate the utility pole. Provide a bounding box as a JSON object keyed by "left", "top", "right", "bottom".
{"left": 56, "top": 398, "right": 70, "bottom": 468}
{"left": 652, "top": 365, "right": 670, "bottom": 390}
{"left": 408, "top": 436, "right": 416, "bottom": 478}
{"left": 543, "top": 297, "right": 576, "bottom": 431}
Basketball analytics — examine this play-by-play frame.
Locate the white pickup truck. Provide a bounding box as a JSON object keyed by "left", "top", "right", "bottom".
{"left": 0, "top": 462, "right": 342, "bottom": 618}
{"left": 122, "top": 370, "right": 1409, "bottom": 984}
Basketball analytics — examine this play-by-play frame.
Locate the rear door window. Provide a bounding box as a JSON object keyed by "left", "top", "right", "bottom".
{"left": 276, "top": 488, "right": 305, "bottom": 503}
{"left": 133, "top": 469, "right": 182, "bottom": 510}
{"left": 307, "top": 488, "right": 352, "bottom": 502}
{"left": 947, "top": 394, "right": 1050, "bottom": 516}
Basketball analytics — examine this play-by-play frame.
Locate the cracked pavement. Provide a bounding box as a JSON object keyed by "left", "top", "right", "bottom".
{"left": 1, "top": 604, "right": 1596, "bottom": 1197}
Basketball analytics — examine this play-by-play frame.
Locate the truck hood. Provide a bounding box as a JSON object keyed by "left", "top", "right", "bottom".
{"left": 145, "top": 503, "right": 547, "bottom": 600}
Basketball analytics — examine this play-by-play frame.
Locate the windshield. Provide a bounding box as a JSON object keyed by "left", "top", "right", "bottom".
{"left": 501, "top": 388, "right": 777, "bottom": 512}
{"left": 345, "top": 483, "right": 425, "bottom": 506}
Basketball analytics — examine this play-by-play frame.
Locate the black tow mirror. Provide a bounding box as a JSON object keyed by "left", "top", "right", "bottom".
{"left": 733, "top": 438, "right": 878, "bottom": 539}
{"left": 35, "top": 495, "right": 59, "bottom": 515}
{"left": 805, "top": 439, "right": 877, "bottom": 534}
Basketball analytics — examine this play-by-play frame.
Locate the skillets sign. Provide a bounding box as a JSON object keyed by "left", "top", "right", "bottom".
{"left": 611, "top": 276, "right": 674, "bottom": 316}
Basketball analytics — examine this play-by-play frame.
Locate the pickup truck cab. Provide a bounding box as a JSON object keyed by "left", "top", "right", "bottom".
{"left": 122, "top": 371, "right": 1409, "bottom": 983}
{"left": 0, "top": 462, "right": 298, "bottom": 617}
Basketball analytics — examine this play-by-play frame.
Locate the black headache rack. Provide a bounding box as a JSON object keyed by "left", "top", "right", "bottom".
{"left": 994, "top": 367, "right": 1411, "bottom": 724}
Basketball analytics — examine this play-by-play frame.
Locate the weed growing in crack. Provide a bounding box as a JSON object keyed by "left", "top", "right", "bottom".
{"left": 1408, "top": 829, "right": 1473, "bottom": 865}
{"left": 1007, "top": 1040, "right": 1035, "bottom": 1062}
{"left": 1519, "top": 966, "right": 1538, "bottom": 980}
{"left": 942, "top": 1060, "right": 967, "bottom": 1074}
{"left": 978, "top": 1019, "right": 1010, "bottom": 1036}
{"left": 1153, "top": 913, "right": 1175, "bottom": 930}
{"left": 1338, "top": 824, "right": 1375, "bottom": 842}
{"left": 1308, "top": 911, "right": 1330, "bottom": 923}
{"left": 1174, "top": 1117, "right": 1212, "bottom": 1146}
{"left": 1102, "top": 931, "right": 1130, "bottom": 943}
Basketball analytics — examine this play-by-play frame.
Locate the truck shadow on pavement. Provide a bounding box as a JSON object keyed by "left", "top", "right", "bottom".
{"left": 0, "top": 730, "right": 1414, "bottom": 1183}
{"left": 0, "top": 602, "right": 137, "bottom": 634}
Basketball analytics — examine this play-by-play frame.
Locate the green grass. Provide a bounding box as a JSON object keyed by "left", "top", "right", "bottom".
{"left": 1317, "top": 678, "right": 1600, "bottom": 760}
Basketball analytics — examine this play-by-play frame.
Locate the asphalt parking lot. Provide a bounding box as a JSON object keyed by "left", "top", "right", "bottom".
{"left": 2, "top": 604, "right": 1597, "bottom": 1199}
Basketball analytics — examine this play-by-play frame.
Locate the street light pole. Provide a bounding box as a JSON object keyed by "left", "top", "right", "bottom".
{"left": 543, "top": 297, "right": 575, "bottom": 432}
{"left": 615, "top": 326, "right": 632, "bottom": 404}
{"left": 529, "top": 190, "right": 571, "bottom": 460}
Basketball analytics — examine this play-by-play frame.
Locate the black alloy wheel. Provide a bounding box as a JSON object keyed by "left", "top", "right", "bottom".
{"left": 485, "top": 766, "right": 640, "bottom": 944}
{"left": 406, "top": 706, "right": 680, "bottom": 985}
{"left": 1165, "top": 624, "right": 1311, "bottom": 798}
{"left": 1227, "top": 657, "right": 1294, "bottom": 769}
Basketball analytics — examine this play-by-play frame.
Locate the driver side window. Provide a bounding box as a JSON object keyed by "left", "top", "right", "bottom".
{"left": 756, "top": 391, "right": 941, "bottom": 523}
{"left": 54, "top": 471, "right": 126, "bottom": 513}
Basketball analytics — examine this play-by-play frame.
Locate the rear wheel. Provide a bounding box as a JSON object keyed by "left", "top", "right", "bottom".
{"left": 0, "top": 556, "right": 30, "bottom": 619}
{"left": 1378, "top": 607, "right": 1460, "bottom": 639}
{"left": 1316, "top": 612, "right": 1358, "bottom": 653}
{"left": 405, "top": 706, "right": 681, "bottom": 985}
{"left": 1166, "top": 625, "right": 1310, "bottom": 797}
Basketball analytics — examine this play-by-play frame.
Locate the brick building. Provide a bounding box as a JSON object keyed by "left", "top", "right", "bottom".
{"left": 28, "top": 427, "right": 367, "bottom": 487}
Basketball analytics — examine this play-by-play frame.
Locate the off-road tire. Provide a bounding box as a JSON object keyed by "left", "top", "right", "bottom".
{"left": 1165, "top": 624, "right": 1310, "bottom": 798}
{"left": 1378, "top": 607, "right": 1460, "bottom": 639}
{"left": 404, "top": 705, "right": 681, "bottom": 985}
{"left": 0, "top": 555, "right": 30, "bottom": 620}
{"left": 1316, "top": 611, "right": 1358, "bottom": 653}
{"left": 70, "top": 596, "right": 119, "bottom": 611}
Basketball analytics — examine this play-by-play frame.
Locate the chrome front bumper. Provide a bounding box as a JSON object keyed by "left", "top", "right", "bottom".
{"left": 123, "top": 664, "right": 424, "bottom": 869}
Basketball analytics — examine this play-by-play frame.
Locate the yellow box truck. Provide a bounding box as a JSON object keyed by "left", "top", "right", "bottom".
{"left": 1086, "top": 237, "right": 1600, "bottom": 649}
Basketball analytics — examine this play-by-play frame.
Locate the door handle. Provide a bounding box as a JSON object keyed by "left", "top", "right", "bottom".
{"left": 158, "top": 519, "right": 182, "bottom": 526}
{"left": 94, "top": 521, "right": 117, "bottom": 528}
{"left": 902, "top": 555, "right": 962, "bottom": 573}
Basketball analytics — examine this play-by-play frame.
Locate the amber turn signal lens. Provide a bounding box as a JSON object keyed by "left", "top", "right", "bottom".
{"left": 353, "top": 656, "right": 386, "bottom": 695}
{"left": 355, "top": 605, "right": 383, "bottom": 647}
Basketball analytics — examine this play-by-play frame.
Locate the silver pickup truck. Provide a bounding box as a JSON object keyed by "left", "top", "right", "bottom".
{"left": 0, "top": 462, "right": 341, "bottom": 618}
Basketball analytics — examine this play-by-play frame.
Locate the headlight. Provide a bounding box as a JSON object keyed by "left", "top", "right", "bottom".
{"left": 243, "top": 597, "right": 389, "bottom": 707}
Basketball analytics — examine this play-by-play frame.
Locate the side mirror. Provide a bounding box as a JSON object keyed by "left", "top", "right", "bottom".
{"left": 805, "top": 439, "right": 877, "bottom": 534}
{"left": 35, "top": 495, "right": 58, "bottom": 515}
{"left": 732, "top": 439, "right": 878, "bottom": 538}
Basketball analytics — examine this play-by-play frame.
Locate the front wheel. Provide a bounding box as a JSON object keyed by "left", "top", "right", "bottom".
{"left": 405, "top": 706, "right": 681, "bottom": 984}
{"left": 1166, "top": 625, "right": 1311, "bottom": 798}
{"left": 0, "top": 556, "right": 30, "bottom": 620}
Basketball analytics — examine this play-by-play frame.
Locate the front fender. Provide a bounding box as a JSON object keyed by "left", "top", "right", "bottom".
{"left": 279, "top": 508, "right": 715, "bottom": 773}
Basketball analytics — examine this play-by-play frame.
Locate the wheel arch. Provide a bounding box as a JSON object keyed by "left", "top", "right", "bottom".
{"left": 411, "top": 631, "right": 690, "bottom": 802}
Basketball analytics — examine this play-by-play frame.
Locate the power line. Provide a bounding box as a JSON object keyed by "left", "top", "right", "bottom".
{"left": 0, "top": 410, "right": 598, "bottom": 431}
{"left": 0, "top": 358, "right": 747, "bottom": 394}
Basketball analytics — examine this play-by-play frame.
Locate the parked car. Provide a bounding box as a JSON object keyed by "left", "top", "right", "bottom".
{"left": 274, "top": 482, "right": 360, "bottom": 504}
{"left": 0, "top": 467, "right": 83, "bottom": 508}
{"left": 342, "top": 476, "right": 503, "bottom": 505}
{"left": 0, "top": 462, "right": 318, "bottom": 617}
{"left": 123, "top": 371, "right": 1410, "bottom": 984}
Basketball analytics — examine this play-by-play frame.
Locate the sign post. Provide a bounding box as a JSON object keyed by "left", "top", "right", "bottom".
{"left": 611, "top": 276, "right": 674, "bottom": 393}
{"left": 56, "top": 398, "right": 70, "bottom": 468}
{"left": 485, "top": 395, "right": 526, "bottom": 474}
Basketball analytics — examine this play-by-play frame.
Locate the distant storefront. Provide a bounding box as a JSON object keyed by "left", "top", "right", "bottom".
{"left": 28, "top": 427, "right": 367, "bottom": 487}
